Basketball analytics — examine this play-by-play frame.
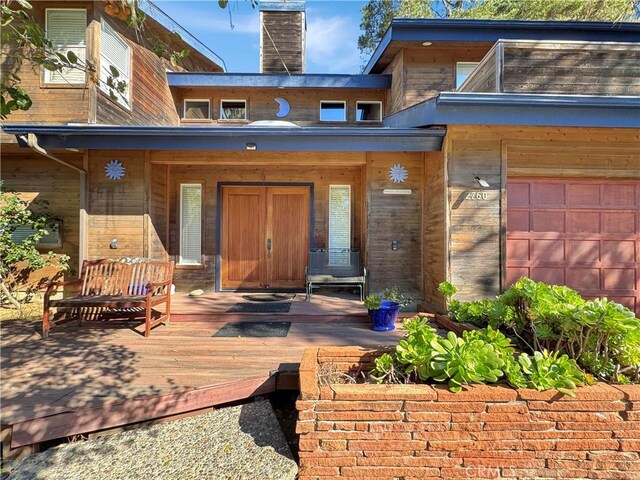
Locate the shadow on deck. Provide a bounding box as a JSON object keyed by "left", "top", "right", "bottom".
{"left": 1, "top": 299, "right": 404, "bottom": 452}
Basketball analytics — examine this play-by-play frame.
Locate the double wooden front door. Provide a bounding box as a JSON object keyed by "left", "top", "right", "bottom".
{"left": 221, "top": 186, "right": 310, "bottom": 290}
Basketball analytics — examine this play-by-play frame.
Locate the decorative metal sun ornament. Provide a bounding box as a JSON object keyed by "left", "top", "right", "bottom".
{"left": 105, "top": 160, "right": 126, "bottom": 180}
{"left": 389, "top": 163, "right": 408, "bottom": 183}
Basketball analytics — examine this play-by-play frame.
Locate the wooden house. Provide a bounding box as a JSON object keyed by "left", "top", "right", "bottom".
{"left": 2, "top": 1, "right": 639, "bottom": 315}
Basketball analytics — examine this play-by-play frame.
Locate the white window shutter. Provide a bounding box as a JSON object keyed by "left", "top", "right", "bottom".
{"left": 45, "top": 9, "right": 87, "bottom": 84}
{"left": 100, "top": 19, "right": 131, "bottom": 107}
{"left": 180, "top": 184, "right": 202, "bottom": 265}
{"left": 328, "top": 185, "right": 351, "bottom": 265}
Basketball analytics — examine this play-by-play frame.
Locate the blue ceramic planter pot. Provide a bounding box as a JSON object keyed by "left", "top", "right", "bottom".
{"left": 369, "top": 301, "right": 401, "bottom": 331}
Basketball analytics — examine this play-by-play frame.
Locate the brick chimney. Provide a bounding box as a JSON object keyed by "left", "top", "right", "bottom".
{"left": 260, "top": 1, "right": 306, "bottom": 74}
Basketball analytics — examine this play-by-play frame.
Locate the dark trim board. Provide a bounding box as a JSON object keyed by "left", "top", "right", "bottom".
{"left": 384, "top": 93, "right": 640, "bottom": 129}
{"left": 215, "top": 182, "right": 315, "bottom": 292}
{"left": 3, "top": 126, "right": 445, "bottom": 152}
{"left": 366, "top": 19, "right": 640, "bottom": 73}
{"left": 168, "top": 73, "right": 391, "bottom": 89}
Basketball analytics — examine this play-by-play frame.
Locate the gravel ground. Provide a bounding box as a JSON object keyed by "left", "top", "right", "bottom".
{"left": 10, "top": 400, "right": 298, "bottom": 480}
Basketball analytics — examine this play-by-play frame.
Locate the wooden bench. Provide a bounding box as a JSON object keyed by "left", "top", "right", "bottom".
{"left": 305, "top": 249, "right": 367, "bottom": 301}
{"left": 43, "top": 259, "right": 174, "bottom": 338}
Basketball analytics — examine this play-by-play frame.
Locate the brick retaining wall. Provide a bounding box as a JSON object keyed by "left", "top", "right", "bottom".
{"left": 296, "top": 347, "right": 640, "bottom": 480}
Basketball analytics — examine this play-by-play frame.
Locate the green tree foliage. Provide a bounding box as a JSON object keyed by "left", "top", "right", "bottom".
{"left": 358, "top": 0, "right": 640, "bottom": 58}
{"left": 0, "top": 181, "right": 70, "bottom": 306}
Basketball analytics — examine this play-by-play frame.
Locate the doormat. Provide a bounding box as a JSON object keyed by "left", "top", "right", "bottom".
{"left": 242, "top": 293, "right": 296, "bottom": 302}
{"left": 213, "top": 321, "right": 292, "bottom": 338}
{"left": 226, "top": 302, "right": 292, "bottom": 313}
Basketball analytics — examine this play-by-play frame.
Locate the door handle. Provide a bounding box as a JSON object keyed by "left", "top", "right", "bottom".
{"left": 267, "top": 238, "right": 272, "bottom": 252}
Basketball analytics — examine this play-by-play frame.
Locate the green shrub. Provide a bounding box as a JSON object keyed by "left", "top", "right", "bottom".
{"left": 370, "top": 317, "right": 586, "bottom": 395}
{"left": 437, "top": 278, "right": 640, "bottom": 383}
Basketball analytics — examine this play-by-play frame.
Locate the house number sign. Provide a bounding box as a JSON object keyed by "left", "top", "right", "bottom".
{"left": 465, "top": 191, "right": 489, "bottom": 200}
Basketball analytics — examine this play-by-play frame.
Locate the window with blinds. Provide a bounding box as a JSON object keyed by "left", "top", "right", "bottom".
{"left": 179, "top": 184, "right": 202, "bottom": 265}
{"left": 328, "top": 185, "right": 351, "bottom": 266}
{"left": 45, "top": 9, "right": 86, "bottom": 84}
{"left": 100, "top": 19, "right": 131, "bottom": 108}
{"left": 10, "top": 222, "right": 62, "bottom": 248}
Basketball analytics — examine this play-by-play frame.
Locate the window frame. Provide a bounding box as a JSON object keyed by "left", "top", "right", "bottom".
{"left": 355, "top": 100, "right": 383, "bottom": 123}
{"left": 178, "top": 183, "right": 203, "bottom": 266}
{"left": 43, "top": 8, "right": 87, "bottom": 86}
{"left": 455, "top": 61, "right": 480, "bottom": 90}
{"left": 328, "top": 184, "right": 351, "bottom": 266}
{"left": 219, "top": 99, "right": 247, "bottom": 121}
{"left": 99, "top": 17, "right": 132, "bottom": 109}
{"left": 319, "top": 100, "right": 347, "bottom": 123}
{"left": 182, "top": 99, "right": 212, "bottom": 121}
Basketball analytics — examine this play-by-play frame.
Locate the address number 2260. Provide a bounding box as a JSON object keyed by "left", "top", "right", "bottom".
{"left": 465, "top": 191, "right": 489, "bottom": 200}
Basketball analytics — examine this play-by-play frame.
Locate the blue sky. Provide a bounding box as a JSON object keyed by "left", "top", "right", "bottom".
{"left": 154, "top": 0, "right": 368, "bottom": 73}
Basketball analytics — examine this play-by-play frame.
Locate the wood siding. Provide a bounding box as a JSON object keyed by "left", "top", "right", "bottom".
{"left": 401, "top": 45, "right": 490, "bottom": 110}
{"left": 87, "top": 150, "right": 146, "bottom": 260}
{"left": 1, "top": 151, "right": 83, "bottom": 283}
{"left": 457, "top": 43, "right": 498, "bottom": 93}
{"left": 366, "top": 152, "right": 424, "bottom": 297}
{"left": 0, "top": 1, "right": 94, "bottom": 138}
{"left": 149, "top": 163, "right": 169, "bottom": 261}
{"left": 153, "top": 153, "right": 364, "bottom": 291}
{"left": 423, "top": 151, "right": 447, "bottom": 312}
{"left": 261, "top": 11, "right": 304, "bottom": 73}
{"left": 175, "top": 87, "right": 386, "bottom": 126}
{"left": 502, "top": 41, "right": 640, "bottom": 96}
{"left": 383, "top": 49, "right": 405, "bottom": 115}
{"left": 446, "top": 125, "right": 640, "bottom": 303}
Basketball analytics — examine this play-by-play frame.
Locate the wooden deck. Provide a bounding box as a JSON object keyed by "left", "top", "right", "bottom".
{"left": 1, "top": 306, "right": 404, "bottom": 449}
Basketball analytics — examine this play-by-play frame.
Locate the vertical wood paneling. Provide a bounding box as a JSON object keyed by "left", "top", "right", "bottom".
{"left": 383, "top": 49, "right": 405, "bottom": 115}
{"left": 87, "top": 150, "right": 145, "bottom": 259}
{"left": 149, "top": 164, "right": 168, "bottom": 260}
{"left": 159, "top": 158, "right": 364, "bottom": 291}
{"left": 261, "top": 11, "right": 304, "bottom": 73}
{"left": 423, "top": 151, "right": 447, "bottom": 312}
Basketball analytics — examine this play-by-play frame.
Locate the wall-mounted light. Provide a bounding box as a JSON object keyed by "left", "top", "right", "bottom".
{"left": 474, "top": 176, "right": 490, "bottom": 188}
{"left": 422, "top": 42, "right": 432, "bottom": 46}
{"left": 110, "top": 238, "right": 118, "bottom": 249}
{"left": 246, "top": 142, "right": 257, "bottom": 151}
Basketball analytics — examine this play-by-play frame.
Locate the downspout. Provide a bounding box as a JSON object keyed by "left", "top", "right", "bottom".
{"left": 21, "top": 133, "right": 88, "bottom": 266}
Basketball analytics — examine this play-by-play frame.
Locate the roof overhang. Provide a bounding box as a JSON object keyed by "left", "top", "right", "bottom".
{"left": 2, "top": 125, "right": 445, "bottom": 152}
{"left": 384, "top": 93, "right": 640, "bottom": 129}
{"left": 366, "top": 19, "right": 640, "bottom": 73}
{"left": 168, "top": 73, "right": 391, "bottom": 89}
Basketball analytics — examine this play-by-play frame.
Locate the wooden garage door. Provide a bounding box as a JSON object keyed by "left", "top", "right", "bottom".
{"left": 506, "top": 179, "right": 640, "bottom": 315}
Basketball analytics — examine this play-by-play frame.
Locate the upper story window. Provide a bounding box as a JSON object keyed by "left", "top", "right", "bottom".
{"left": 183, "top": 99, "right": 211, "bottom": 120}
{"left": 356, "top": 101, "right": 382, "bottom": 122}
{"left": 100, "top": 19, "right": 131, "bottom": 108}
{"left": 456, "top": 62, "right": 480, "bottom": 89}
{"left": 220, "top": 99, "right": 246, "bottom": 120}
{"left": 44, "top": 9, "right": 87, "bottom": 84}
{"left": 320, "top": 101, "right": 346, "bottom": 122}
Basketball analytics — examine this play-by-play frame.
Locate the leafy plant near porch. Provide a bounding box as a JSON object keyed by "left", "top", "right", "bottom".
{"left": 438, "top": 278, "right": 640, "bottom": 384}
{"left": 370, "top": 316, "right": 586, "bottom": 395}
{"left": 0, "top": 182, "right": 69, "bottom": 307}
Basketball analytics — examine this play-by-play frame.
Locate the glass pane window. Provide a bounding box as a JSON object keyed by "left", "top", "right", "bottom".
{"left": 100, "top": 19, "right": 131, "bottom": 107}
{"left": 356, "top": 101, "right": 382, "bottom": 122}
{"left": 180, "top": 184, "right": 202, "bottom": 265}
{"left": 45, "top": 9, "right": 87, "bottom": 84}
{"left": 456, "top": 62, "right": 480, "bottom": 89}
{"left": 220, "top": 100, "right": 246, "bottom": 120}
{"left": 328, "top": 185, "right": 351, "bottom": 266}
{"left": 320, "top": 101, "right": 346, "bottom": 122}
{"left": 183, "top": 100, "right": 211, "bottom": 120}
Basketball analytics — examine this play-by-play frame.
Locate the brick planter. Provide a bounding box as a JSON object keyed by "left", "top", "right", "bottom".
{"left": 296, "top": 346, "right": 640, "bottom": 480}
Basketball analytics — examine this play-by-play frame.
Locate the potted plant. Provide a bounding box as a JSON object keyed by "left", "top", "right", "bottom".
{"left": 364, "top": 287, "right": 412, "bottom": 331}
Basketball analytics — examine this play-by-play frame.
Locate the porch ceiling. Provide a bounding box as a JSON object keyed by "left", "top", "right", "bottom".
{"left": 2, "top": 125, "right": 445, "bottom": 152}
